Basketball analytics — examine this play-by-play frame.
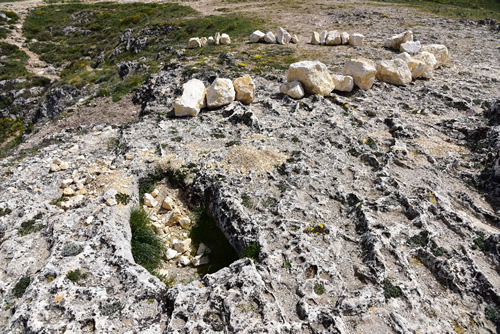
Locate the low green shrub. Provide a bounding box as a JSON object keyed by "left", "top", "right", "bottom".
{"left": 130, "top": 207, "right": 163, "bottom": 273}
{"left": 13, "top": 275, "right": 30, "bottom": 298}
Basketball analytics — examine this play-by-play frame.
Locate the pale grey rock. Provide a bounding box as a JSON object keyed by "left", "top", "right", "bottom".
{"left": 320, "top": 30, "right": 328, "bottom": 44}
{"left": 344, "top": 58, "right": 377, "bottom": 90}
{"left": 187, "top": 37, "right": 202, "bottom": 49}
{"left": 384, "top": 30, "right": 413, "bottom": 50}
{"left": 290, "top": 34, "right": 299, "bottom": 44}
{"left": 280, "top": 81, "right": 305, "bottom": 99}
{"left": 264, "top": 31, "right": 276, "bottom": 44}
{"left": 220, "top": 33, "right": 231, "bottom": 45}
{"left": 420, "top": 44, "right": 450, "bottom": 68}
{"left": 311, "top": 31, "right": 320, "bottom": 45}
{"left": 349, "top": 33, "right": 364, "bottom": 47}
{"left": 376, "top": 59, "right": 413, "bottom": 85}
{"left": 400, "top": 40, "right": 421, "bottom": 54}
{"left": 340, "top": 31, "right": 350, "bottom": 45}
{"left": 165, "top": 248, "right": 179, "bottom": 260}
{"left": 332, "top": 74, "right": 354, "bottom": 92}
{"left": 326, "top": 30, "right": 341, "bottom": 45}
{"left": 174, "top": 79, "right": 207, "bottom": 117}
{"left": 250, "top": 30, "right": 265, "bottom": 43}
{"left": 276, "top": 27, "right": 292, "bottom": 44}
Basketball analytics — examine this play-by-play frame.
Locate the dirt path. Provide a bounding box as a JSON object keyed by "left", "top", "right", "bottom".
{"left": 1, "top": 0, "right": 59, "bottom": 80}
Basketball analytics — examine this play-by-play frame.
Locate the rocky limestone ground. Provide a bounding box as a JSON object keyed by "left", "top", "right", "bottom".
{"left": 1, "top": 0, "right": 500, "bottom": 333}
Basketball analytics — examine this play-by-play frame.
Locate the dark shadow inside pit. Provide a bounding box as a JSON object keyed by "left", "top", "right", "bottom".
{"left": 190, "top": 205, "right": 239, "bottom": 276}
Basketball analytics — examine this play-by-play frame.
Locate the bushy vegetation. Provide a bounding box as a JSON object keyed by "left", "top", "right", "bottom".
{"left": 66, "top": 269, "right": 87, "bottom": 282}
{"left": 18, "top": 213, "right": 43, "bottom": 236}
{"left": 13, "top": 275, "right": 31, "bottom": 298}
{"left": 242, "top": 242, "right": 261, "bottom": 262}
{"left": 130, "top": 207, "right": 163, "bottom": 273}
{"left": 0, "top": 42, "right": 29, "bottom": 80}
{"left": 376, "top": 0, "right": 500, "bottom": 21}
{"left": 383, "top": 278, "right": 403, "bottom": 299}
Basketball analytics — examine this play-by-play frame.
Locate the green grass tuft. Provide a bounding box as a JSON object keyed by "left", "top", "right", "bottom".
{"left": 13, "top": 275, "right": 30, "bottom": 298}
{"left": 242, "top": 242, "right": 261, "bottom": 262}
{"left": 130, "top": 207, "right": 163, "bottom": 273}
{"left": 383, "top": 278, "right": 403, "bottom": 299}
{"left": 66, "top": 269, "right": 87, "bottom": 282}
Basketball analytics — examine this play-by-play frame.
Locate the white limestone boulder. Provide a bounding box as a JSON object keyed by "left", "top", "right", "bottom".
{"left": 206, "top": 78, "right": 235, "bottom": 108}
{"left": 332, "top": 74, "right": 354, "bottom": 92}
{"left": 200, "top": 37, "right": 208, "bottom": 47}
{"left": 395, "top": 52, "right": 435, "bottom": 79}
{"left": 264, "top": 31, "right": 276, "bottom": 44}
{"left": 311, "top": 31, "right": 320, "bottom": 45}
{"left": 320, "top": 30, "right": 328, "bottom": 44}
{"left": 215, "top": 32, "right": 221, "bottom": 45}
{"left": 420, "top": 44, "right": 450, "bottom": 68}
{"left": 220, "top": 33, "right": 231, "bottom": 45}
{"left": 287, "top": 61, "right": 335, "bottom": 96}
{"left": 280, "top": 81, "right": 305, "bottom": 99}
{"left": 375, "top": 59, "right": 412, "bottom": 86}
{"left": 384, "top": 30, "right": 413, "bottom": 50}
{"left": 343, "top": 58, "right": 377, "bottom": 90}
{"left": 326, "top": 30, "right": 341, "bottom": 45}
{"left": 233, "top": 74, "right": 255, "bottom": 105}
{"left": 144, "top": 193, "right": 158, "bottom": 207}
{"left": 277, "top": 27, "right": 292, "bottom": 44}
{"left": 348, "top": 33, "right": 364, "bottom": 47}
{"left": 400, "top": 40, "right": 421, "bottom": 54}
{"left": 207, "top": 36, "right": 215, "bottom": 45}
{"left": 340, "top": 32, "right": 349, "bottom": 45}
{"left": 188, "top": 37, "right": 202, "bottom": 49}
{"left": 174, "top": 79, "right": 206, "bottom": 117}
{"left": 250, "top": 30, "right": 265, "bottom": 43}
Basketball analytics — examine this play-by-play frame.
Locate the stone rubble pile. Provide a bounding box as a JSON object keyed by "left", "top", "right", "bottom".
{"left": 188, "top": 32, "right": 231, "bottom": 48}
{"left": 174, "top": 75, "right": 255, "bottom": 117}
{"left": 249, "top": 27, "right": 298, "bottom": 44}
{"left": 311, "top": 30, "right": 364, "bottom": 47}
{"left": 281, "top": 40, "right": 449, "bottom": 98}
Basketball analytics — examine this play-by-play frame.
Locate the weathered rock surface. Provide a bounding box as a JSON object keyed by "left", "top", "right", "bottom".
{"left": 206, "top": 78, "right": 236, "bottom": 108}
{"left": 400, "top": 40, "right": 421, "bottom": 54}
{"left": 287, "top": 61, "right": 335, "bottom": 96}
{"left": 174, "top": 79, "right": 207, "bottom": 117}
{"left": 233, "top": 74, "right": 255, "bottom": 105}
{"left": 376, "top": 59, "right": 413, "bottom": 85}
{"left": 344, "top": 58, "right": 377, "bottom": 90}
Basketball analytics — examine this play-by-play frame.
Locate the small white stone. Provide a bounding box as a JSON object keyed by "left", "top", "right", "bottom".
{"left": 162, "top": 196, "right": 174, "bottom": 210}
{"left": 200, "top": 37, "right": 208, "bottom": 46}
{"left": 290, "top": 34, "right": 299, "bottom": 44}
{"left": 264, "top": 31, "right": 276, "bottom": 44}
{"left": 188, "top": 37, "right": 202, "bottom": 49}
{"left": 332, "top": 74, "right": 354, "bottom": 92}
{"left": 63, "top": 187, "right": 75, "bottom": 196}
{"left": 197, "top": 243, "right": 210, "bottom": 255}
{"left": 191, "top": 255, "right": 210, "bottom": 267}
{"left": 376, "top": 59, "right": 412, "bottom": 86}
{"left": 220, "top": 33, "right": 231, "bottom": 44}
{"left": 384, "top": 30, "right": 413, "bottom": 50}
{"left": 179, "top": 217, "right": 192, "bottom": 230}
{"left": 215, "top": 32, "right": 221, "bottom": 45}
{"left": 173, "top": 238, "right": 191, "bottom": 253}
{"left": 106, "top": 198, "right": 117, "bottom": 206}
{"left": 178, "top": 256, "right": 191, "bottom": 266}
{"left": 207, "top": 36, "right": 215, "bottom": 45}
{"left": 60, "top": 200, "right": 73, "bottom": 210}
{"left": 59, "top": 161, "right": 70, "bottom": 170}
{"left": 320, "top": 30, "right": 328, "bottom": 44}
{"left": 144, "top": 193, "right": 158, "bottom": 207}
{"left": 348, "top": 33, "right": 364, "bottom": 47}
{"left": 276, "top": 27, "right": 292, "bottom": 44}
{"left": 287, "top": 61, "right": 334, "bottom": 96}
{"left": 73, "top": 194, "right": 84, "bottom": 203}
{"left": 206, "top": 78, "right": 235, "bottom": 109}
{"left": 325, "top": 30, "right": 341, "bottom": 45}
{"left": 311, "top": 31, "right": 320, "bottom": 45}
{"left": 400, "top": 41, "right": 421, "bottom": 55}
{"left": 343, "top": 58, "right": 377, "bottom": 90}
{"left": 151, "top": 189, "right": 160, "bottom": 198}
{"left": 174, "top": 79, "right": 207, "bottom": 117}
{"left": 280, "top": 81, "right": 305, "bottom": 99}
{"left": 250, "top": 30, "right": 265, "bottom": 43}
{"left": 50, "top": 164, "right": 60, "bottom": 172}
{"left": 61, "top": 179, "right": 73, "bottom": 188}
{"left": 420, "top": 44, "right": 450, "bottom": 68}
{"left": 340, "top": 32, "right": 349, "bottom": 45}
{"left": 165, "top": 248, "right": 179, "bottom": 260}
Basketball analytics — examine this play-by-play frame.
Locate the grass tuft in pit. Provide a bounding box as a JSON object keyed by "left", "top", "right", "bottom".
{"left": 130, "top": 207, "right": 163, "bottom": 273}
{"left": 242, "top": 242, "right": 261, "bottom": 262}
{"left": 383, "top": 278, "right": 403, "bottom": 299}
{"left": 13, "top": 275, "right": 31, "bottom": 298}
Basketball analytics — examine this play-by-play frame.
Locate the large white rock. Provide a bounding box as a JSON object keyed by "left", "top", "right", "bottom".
{"left": 215, "top": 32, "right": 221, "bottom": 45}
{"left": 326, "top": 30, "right": 341, "bottom": 45}
{"left": 173, "top": 238, "right": 191, "bottom": 253}
{"left": 384, "top": 31, "right": 413, "bottom": 50}
{"left": 287, "top": 61, "right": 335, "bottom": 96}
{"left": 162, "top": 196, "right": 174, "bottom": 210}
{"left": 264, "top": 31, "right": 276, "bottom": 44}
{"left": 200, "top": 37, "right": 208, "bottom": 47}
{"left": 320, "top": 30, "right": 328, "bottom": 44}
{"left": 188, "top": 37, "right": 202, "bottom": 49}
{"left": 206, "top": 78, "right": 236, "bottom": 108}
{"left": 340, "top": 32, "right": 349, "bottom": 45}
{"left": 332, "top": 74, "right": 354, "bottom": 92}
{"left": 400, "top": 40, "right": 421, "bottom": 54}
{"left": 343, "top": 58, "right": 377, "bottom": 90}
{"left": 376, "top": 59, "right": 412, "bottom": 86}
{"left": 220, "top": 33, "right": 231, "bottom": 45}
{"left": 280, "top": 81, "right": 305, "bottom": 99}
{"left": 250, "top": 30, "right": 265, "bottom": 43}
{"left": 395, "top": 52, "right": 435, "bottom": 79}
{"left": 290, "top": 34, "right": 299, "bottom": 44}
{"left": 174, "top": 79, "right": 206, "bottom": 117}
{"left": 277, "top": 27, "right": 292, "bottom": 44}
{"left": 420, "top": 44, "right": 450, "bottom": 68}
{"left": 233, "top": 74, "right": 255, "bottom": 105}
{"left": 311, "top": 31, "right": 320, "bottom": 45}
{"left": 207, "top": 36, "right": 215, "bottom": 45}
{"left": 178, "top": 255, "right": 191, "bottom": 266}
{"left": 348, "top": 33, "right": 364, "bottom": 47}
